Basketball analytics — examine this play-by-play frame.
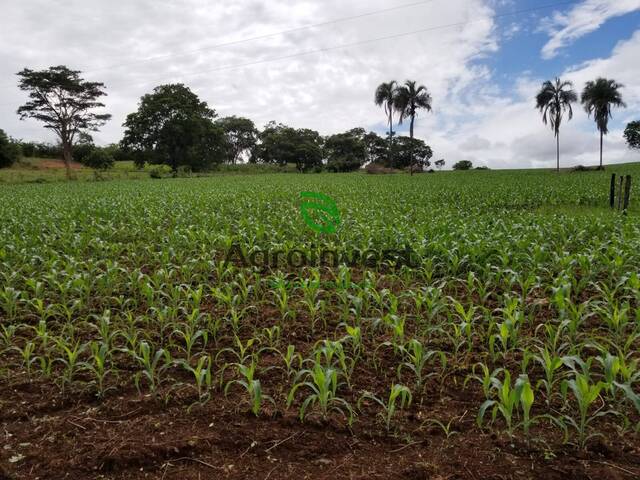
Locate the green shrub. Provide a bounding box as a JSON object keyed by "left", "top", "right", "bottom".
{"left": 453, "top": 160, "right": 473, "bottom": 171}
{"left": 149, "top": 165, "right": 173, "bottom": 179}
{"left": 0, "top": 129, "right": 21, "bottom": 169}
{"left": 84, "top": 149, "right": 115, "bottom": 171}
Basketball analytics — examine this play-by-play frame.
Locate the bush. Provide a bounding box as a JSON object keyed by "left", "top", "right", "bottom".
{"left": 103, "top": 144, "right": 128, "bottom": 161}
{"left": 74, "top": 143, "right": 97, "bottom": 164}
{"left": 0, "top": 129, "right": 21, "bottom": 168}
{"left": 453, "top": 160, "right": 473, "bottom": 171}
{"left": 84, "top": 149, "right": 115, "bottom": 171}
{"left": 175, "top": 165, "right": 193, "bottom": 177}
{"left": 571, "top": 165, "right": 603, "bottom": 172}
{"left": 20, "top": 142, "right": 36, "bottom": 157}
{"left": 18, "top": 142, "right": 61, "bottom": 159}
{"left": 149, "top": 165, "right": 173, "bottom": 179}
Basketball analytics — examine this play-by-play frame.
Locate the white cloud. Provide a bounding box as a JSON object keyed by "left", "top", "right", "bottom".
{"left": 0, "top": 0, "right": 638, "bottom": 171}
{"left": 540, "top": 0, "right": 640, "bottom": 59}
{"left": 0, "top": 0, "right": 498, "bottom": 145}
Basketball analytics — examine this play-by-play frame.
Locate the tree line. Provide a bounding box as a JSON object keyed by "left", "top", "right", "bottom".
{"left": 2, "top": 66, "right": 436, "bottom": 177}
{"left": 2, "top": 65, "right": 639, "bottom": 176}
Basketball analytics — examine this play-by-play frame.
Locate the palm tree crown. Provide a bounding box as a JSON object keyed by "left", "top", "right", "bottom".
{"left": 581, "top": 78, "right": 626, "bottom": 168}
{"left": 394, "top": 80, "right": 433, "bottom": 128}
{"left": 536, "top": 78, "right": 577, "bottom": 137}
{"left": 374, "top": 81, "right": 397, "bottom": 121}
{"left": 581, "top": 78, "right": 625, "bottom": 135}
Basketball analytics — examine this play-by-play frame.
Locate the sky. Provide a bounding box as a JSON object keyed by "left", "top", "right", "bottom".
{"left": 1, "top": 0, "right": 639, "bottom": 169}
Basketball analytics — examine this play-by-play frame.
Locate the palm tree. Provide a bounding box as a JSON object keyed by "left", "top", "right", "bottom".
{"left": 374, "top": 81, "right": 397, "bottom": 165}
{"left": 535, "top": 77, "right": 577, "bottom": 172}
{"left": 394, "top": 80, "right": 432, "bottom": 174}
{"left": 581, "top": 78, "right": 626, "bottom": 169}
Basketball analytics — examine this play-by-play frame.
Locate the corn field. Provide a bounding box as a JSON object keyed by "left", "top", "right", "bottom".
{"left": 0, "top": 167, "right": 639, "bottom": 479}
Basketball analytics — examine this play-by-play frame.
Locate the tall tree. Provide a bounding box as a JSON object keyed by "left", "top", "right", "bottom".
{"left": 215, "top": 116, "right": 258, "bottom": 164}
{"left": 16, "top": 66, "right": 111, "bottom": 178}
{"left": 394, "top": 80, "right": 433, "bottom": 174}
{"left": 374, "top": 81, "right": 397, "bottom": 165}
{"left": 581, "top": 78, "right": 626, "bottom": 169}
{"left": 535, "top": 77, "right": 577, "bottom": 172}
{"left": 121, "top": 84, "right": 224, "bottom": 172}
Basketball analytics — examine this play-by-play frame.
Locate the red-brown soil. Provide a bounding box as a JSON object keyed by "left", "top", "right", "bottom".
{"left": 36, "top": 159, "right": 84, "bottom": 170}
{"left": 1, "top": 356, "right": 638, "bottom": 479}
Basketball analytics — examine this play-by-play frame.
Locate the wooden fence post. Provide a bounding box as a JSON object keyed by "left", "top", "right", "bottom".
{"left": 610, "top": 174, "right": 616, "bottom": 209}
{"left": 618, "top": 176, "right": 624, "bottom": 210}
{"left": 623, "top": 175, "right": 632, "bottom": 214}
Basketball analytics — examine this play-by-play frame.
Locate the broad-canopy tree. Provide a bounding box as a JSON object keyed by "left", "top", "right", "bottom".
{"left": 0, "top": 129, "right": 21, "bottom": 169}
{"left": 581, "top": 78, "right": 626, "bottom": 169}
{"left": 16, "top": 65, "right": 111, "bottom": 177}
{"left": 252, "top": 122, "right": 323, "bottom": 172}
{"left": 363, "top": 132, "right": 388, "bottom": 166}
{"left": 435, "top": 159, "right": 445, "bottom": 170}
{"left": 453, "top": 160, "right": 473, "bottom": 171}
{"left": 390, "top": 136, "right": 432, "bottom": 171}
{"left": 324, "top": 128, "right": 367, "bottom": 172}
{"left": 374, "top": 81, "right": 397, "bottom": 165}
{"left": 394, "top": 80, "right": 433, "bottom": 174}
{"left": 535, "top": 77, "right": 577, "bottom": 172}
{"left": 624, "top": 121, "right": 640, "bottom": 150}
{"left": 215, "top": 116, "right": 258, "bottom": 164}
{"left": 121, "top": 84, "right": 225, "bottom": 172}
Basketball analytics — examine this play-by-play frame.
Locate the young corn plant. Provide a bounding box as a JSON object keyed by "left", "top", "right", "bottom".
{"left": 180, "top": 354, "right": 213, "bottom": 404}
{"left": 477, "top": 370, "right": 530, "bottom": 438}
{"left": 358, "top": 384, "right": 412, "bottom": 432}
{"left": 260, "top": 325, "right": 281, "bottom": 350}
{"left": 171, "top": 323, "right": 208, "bottom": 364}
{"left": 128, "top": 341, "right": 172, "bottom": 394}
{"left": 420, "top": 417, "right": 460, "bottom": 440}
{"left": 534, "top": 347, "right": 570, "bottom": 407}
{"left": 216, "top": 335, "right": 260, "bottom": 373}
{"left": 339, "top": 324, "right": 363, "bottom": 362}
{"left": 312, "top": 339, "right": 354, "bottom": 385}
{"left": 466, "top": 363, "right": 504, "bottom": 400}
{"left": 55, "top": 338, "right": 86, "bottom": 396}
{"left": 287, "top": 362, "right": 354, "bottom": 425}
{"left": 271, "top": 276, "right": 294, "bottom": 322}
{"left": 13, "top": 341, "right": 37, "bottom": 379}
{"left": 81, "top": 341, "right": 114, "bottom": 399}
{"left": 281, "top": 344, "right": 302, "bottom": 378}
{"left": 596, "top": 351, "right": 621, "bottom": 397}
{"left": 561, "top": 373, "right": 612, "bottom": 449}
{"left": 0, "top": 324, "right": 17, "bottom": 354}
{"left": 224, "top": 357, "right": 274, "bottom": 416}
{"left": 397, "top": 339, "right": 447, "bottom": 391}
{"left": 0, "top": 287, "right": 21, "bottom": 321}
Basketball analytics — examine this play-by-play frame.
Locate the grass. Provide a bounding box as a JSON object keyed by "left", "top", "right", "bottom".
{"left": 0, "top": 157, "right": 302, "bottom": 184}
{"left": 0, "top": 158, "right": 148, "bottom": 183}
